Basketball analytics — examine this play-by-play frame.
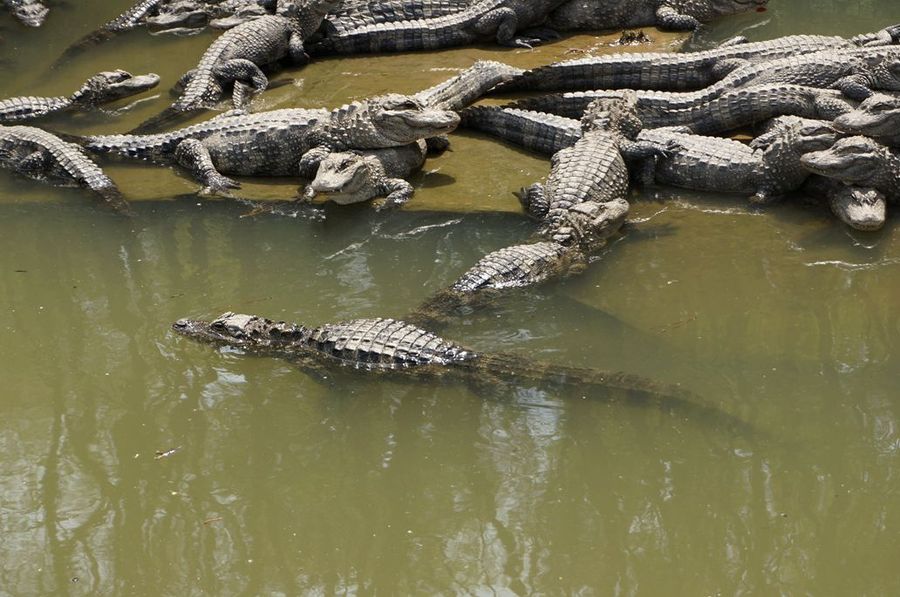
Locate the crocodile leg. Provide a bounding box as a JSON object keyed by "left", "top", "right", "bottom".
{"left": 15, "top": 150, "right": 53, "bottom": 179}
{"left": 288, "top": 31, "right": 310, "bottom": 65}
{"left": 213, "top": 58, "right": 269, "bottom": 106}
{"left": 709, "top": 57, "right": 750, "bottom": 80}
{"left": 474, "top": 7, "right": 543, "bottom": 49}
{"left": 172, "top": 69, "right": 197, "bottom": 95}
{"left": 655, "top": 4, "right": 701, "bottom": 30}
{"left": 515, "top": 182, "right": 549, "bottom": 219}
{"left": 173, "top": 138, "right": 241, "bottom": 193}
{"left": 372, "top": 179, "right": 414, "bottom": 211}
{"left": 831, "top": 74, "right": 877, "bottom": 101}
{"left": 298, "top": 146, "right": 332, "bottom": 179}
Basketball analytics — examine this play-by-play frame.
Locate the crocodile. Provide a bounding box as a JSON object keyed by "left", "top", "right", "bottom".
{"left": 82, "top": 94, "right": 459, "bottom": 193}
{"left": 800, "top": 136, "right": 900, "bottom": 202}
{"left": 409, "top": 241, "right": 587, "bottom": 326}
{"left": 133, "top": 0, "right": 339, "bottom": 133}
{"left": 801, "top": 176, "right": 887, "bottom": 232}
{"left": 515, "top": 84, "right": 857, "bottom": 135}
{"left": 172, "top": 311, "right": 698, "bottom": 402}
{"left": 147, "top": 0, "right": 277, "bottom": 31}
{"left": 497, "top": 26, "right": 900, "bottom": 93}
{"left": 0, "top": 125, "right": 130, "bottom": 214}
{"left": 516, "top": 93, "right": 664, "bottom": 246}
{"left": 832, "top": 93, "right": 900, "bottom": 147}
{"left": 322, "top": 0, "right": 475, "bottom": 35}
{"left": 0, "top": 71, "right": 160, "bottom": 124}
{"left": 462, "top": 105, "right": 840, "bottom": 204}
{"left": 309, "top": 0, "right": 567, "bottom": 54}
{"left": 3, "top": 0, "right": 48, "bottom": 27}
{"left": 303, "top": 60, "right": 522, "bottom": 208}
{"left": 546, "top": 0, "right": 767, "bottom": 32}
{"left": 302, "top": 140, "right": 426, "bottom": 209}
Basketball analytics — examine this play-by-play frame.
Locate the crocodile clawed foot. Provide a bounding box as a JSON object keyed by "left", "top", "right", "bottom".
{"left": 200, "top": 175, "right": 241, "bottom": 196}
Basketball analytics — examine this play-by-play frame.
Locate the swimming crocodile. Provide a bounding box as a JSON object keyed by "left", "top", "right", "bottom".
{"left": 133, "top": 0, "right": 339, "bottom": 132}
{"left": 832, "top": 93, "right": 900, "bottom": 147}
{"left": 310, "top": 0, "right": 567, "bottom": 54}
{"left": 0, "top": 125, "right": 130, "bottom": 214}
{"left": 83, "top": 94, "right": 459, "bottom": 194}
{"left": 0, "top": 71, "right": 160, "bottom": 124}
{"left": 409, "top": 240, "right": 588, "bottom": 327}
{"left": 53, "top": 0, "right": 164, "bottom": 65}
{"left": 304, "top": 60, "right": 522, "bottom": 208}
{"left": 800, "top": 136, "right": 900, "bottom": 202}
{"left": 172, "top": 311, "right": 697, "bottom": 402}
{"left": 546, "top": 0, "right": 767, "bottom": 32}
{"left": 3, "top": 0, "right": 48, "bottom": 27}
{"left": 497, "top": 26, "right": 900, "bottom": 93}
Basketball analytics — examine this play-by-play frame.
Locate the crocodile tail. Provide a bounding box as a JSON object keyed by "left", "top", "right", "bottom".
{"left": 404, "top": 291, "right": 459, "bottom": 329}
{"left": 129, "top": 105, "right": 192, "bottom": 134}
{"left": 478, "top": 352, "right": 698, "bottom": 403}
{"left": 94, "top": 185, "right": 135, "bottom": 216}
{"left": 49, "top": 130, "right": 89, "bottom": 146}
{"left": 50, "top": 29, "right": 121, "bottom": 68}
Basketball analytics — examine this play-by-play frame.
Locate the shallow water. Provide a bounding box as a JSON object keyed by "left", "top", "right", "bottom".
{"left": 2, "top": 1, "right": 900, "bottom": 594}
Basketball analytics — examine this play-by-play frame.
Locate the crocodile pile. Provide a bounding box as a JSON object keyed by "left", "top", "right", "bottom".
{"left": 5, "top": 0, "right": 900, "bottom": 403}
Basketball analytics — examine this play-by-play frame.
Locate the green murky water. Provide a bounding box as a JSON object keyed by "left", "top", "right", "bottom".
{"left": 2, "top": 1, "right": 900, "bottom": 594}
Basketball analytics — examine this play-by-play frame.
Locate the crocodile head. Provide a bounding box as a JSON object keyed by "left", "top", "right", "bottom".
{"left": 146, "top": 1, "right": 211, "bottom": 29}
{"left": 10, "top": 1, "right": 49, "bottom": 27}
{"left": 800, "top": 137, "right": 889, "bottom": 185}
{"left": 829, "top": 186, "right": 886, "bottom": 231}
{"left": 549, "top": 198, "right": 630, "bottom": 251}
{"left": 368, "top": 94, "right": 460, "bottom": 145}
{"left": 307, "top": 152, "right": 381, "bottom": 204}
{"left": 173, "top": 312, "right": 310, "bottom": 350}
{"left": 790, "top": 119, "right": 841, "bottom": 154}
{"left": 833, "top": 94, "right": 900, "bottom": 140}
{"left": 581, "top": 91, "right": 642, "bottom": 138}
{"left": 71, "top": 70, "right": 161, "bottom": 107}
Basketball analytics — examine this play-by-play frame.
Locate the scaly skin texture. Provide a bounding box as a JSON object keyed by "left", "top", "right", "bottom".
{"left": 173, "top": 312, "right": 698, "bottom": 401}
{"left": 134, "top": 0, "right": 339, "bottom": 132}
{"left": 324, "top": 0, "right": 475, "bottom": 35}
{"left": 832, "top": 93, "right": 900, "bottom": 147}
{"left": 802, "top": 176, "right": 887, "bottom": 232}
{"left": 0, "top": 125, "right": 130, "bottom": 213}
{"left": 516, "top": 84, "right": 856, "bottom": 134}
{"left": 3, "top": 0, "right": 48, "bottom": 27}
{"left": 310, "top": 0, "right": 567, "bottom": 54}
{"left": 146, "top": 0, "right": 276, "bottom": 31}
{"left": 84, "top": 94, "right": 459, "bottom": 193}
{"left": 547, "top": 0, "right": 767, "bottom": 32}
{"left": 53, "top": 0, "right": 165, "bottom": 65}
{"left": 801, "top": 136, "right": 900, "bottom": 202}
{"left": 520, "top": 95, "right": 653, "bottom": 247}
{"left": 498, "top": 31, "right": 900, "bottom": 93}
{"left": 409, "top": 241, "right": 586, "bottom": 326}
{"left": 0, "top": 71, "right": 160, "bottom": 124}
{"left": 518, "top": 47, "right": 900, "bottom": 120}
{"left": 304, "top": 140, "right": 427, "bottom": 208}
{"left": 303, "top": 61, "right": 521, "bottom": 208}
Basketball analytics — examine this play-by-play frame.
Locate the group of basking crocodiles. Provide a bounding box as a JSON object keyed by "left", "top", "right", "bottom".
{"left": 4, "top": 0, "right": 900, "bottom": 405}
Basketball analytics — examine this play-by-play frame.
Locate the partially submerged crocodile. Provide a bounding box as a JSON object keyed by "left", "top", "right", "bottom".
{"left": 498, "top": 26, "right": 900, "bottom": 93}
{"left": 0, "top": 71, "right": 160, "bottom": 124}
{"left": 517, "top": 94, "right": 660, "bottom": 246}
{"left": 134, "top": 0, "right": 338, "bottom": 132}
{"left": 801, "top": 136, "right": 900, "bottom": 202}
{"left": 83, "top": 94, "right": 459, "bottom": 193}
{"left": 3, "top": 0, "right": 48, "bottom": 27}
{"left": 546, "top": 0, "right": 767, "bottom": 32}
{"left": 52, "top": 0, "right": 164, "bottom": 65}
{"left": 310, "top": 0, "right": 567, "bottom": 54}
{"left": 0, "top": 125, "right": 130, "bottom": 214}
{"left": 802, "top": 176, "right": 887, "bottom": 232}
{"left": 173, "top": 311, "right": 697, "bottom": 402}
{"left": 832, "top": 93, "right": 900, "bottom": 147}
{"left": 409, "top": 240, "right": 587, "bottom": 327}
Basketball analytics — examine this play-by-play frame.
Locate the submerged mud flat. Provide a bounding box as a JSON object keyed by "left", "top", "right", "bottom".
{"left": 2, "top": 1, "right": 900, "bottom": 594}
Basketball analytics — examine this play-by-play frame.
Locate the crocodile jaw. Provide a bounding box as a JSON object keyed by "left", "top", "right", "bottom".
{"left": 12, "top": 3, "right": 48, "bottom": 27}
{"left": 309, "top": 155, "right": 376, "bottom": 204}
{"left": 173, "top": 312, "right": 308, "bottom": 349}
{"left": 830, "top": 187, "right": 886, "bottom": 231}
